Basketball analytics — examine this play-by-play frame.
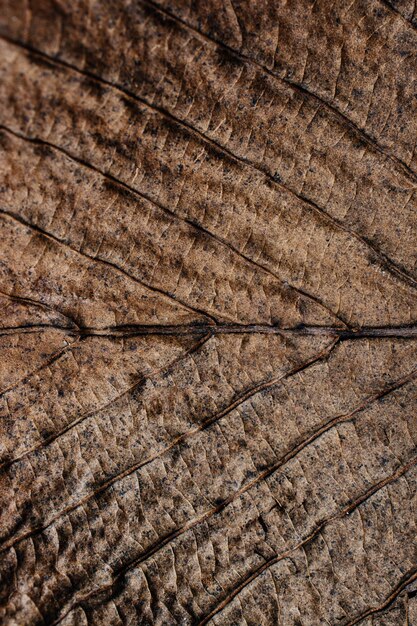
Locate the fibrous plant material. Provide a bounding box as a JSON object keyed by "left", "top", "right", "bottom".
{"left": 0, "top": 0, "right": 416, "bottom": 624}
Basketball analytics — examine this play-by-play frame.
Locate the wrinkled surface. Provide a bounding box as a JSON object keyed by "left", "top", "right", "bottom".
{"left": 0, "top": 0, "right": 416, "bottom": 625}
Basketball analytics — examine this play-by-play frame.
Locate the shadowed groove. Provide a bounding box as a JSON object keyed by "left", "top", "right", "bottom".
{"left": 0, "top": 336, "right": 338, "bottom": 549}
{"left": 0, "top": 208, "right": 218, "bottom": 326}
{"left": 1, "top": 323, "right": 417, "bottom": 338}
{"left": 197, "top": 455, "right": 417, "bottom": 625}
{"left": 0, "top": 331, "right": 213, "bottom": 474}
{"left": 379, "top": 0, "right": 417, "bottom": 31}
{"left": 0, "top": 34, "right": 416, "bottom": 292}
{"left": 3, "top": 361, "right": 415, "bottom": 626}
{"left": 141, "top": 0, "right": 417, "bottom": 185}
{"left": 51, "top": 451, "right": 417, "bottom": 626}
{"left": 0, "top": 287, "right": 80, "bottom": 330}
{"left": 345, "top": 567, "right": 417, "bottom": 625}
{"left": 0, "top": 335, "right": 82, "bottom": 397}
{"left": 0, "top": 129, "right": 349, "bottom": 329}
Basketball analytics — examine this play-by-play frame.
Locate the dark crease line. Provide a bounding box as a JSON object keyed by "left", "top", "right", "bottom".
{"left": 345, "top": 568, "right": 417, "bottom": 625}
{"left": 0, "top": 324, "right": 76, "bottom": 337}
{"left": 53, "top": 445, "right": 417, "bottom": 626}
{"left": 1, "top": 35, "right": 416, "bottom": 293}
{"left": 141, "top": 0, "right": 417, "bottom": 187}
{"left": 0, "top": 332, "right": 212, "bottom": 475}
{"left": 20, "top": 363, "right": 417, "bottom": 626}
{"left": 0, "top": 336, "right": 81, "bottom": 398}
{"left": 0, "top": 208, "right": 217, "bottom": 326}
{"left": 2, "top": 324, "right": 414, "bottom": 473}
{"left": 0, "top": 288, "right": 80, "bottom": 330}
{"left": 1, "top": 323, "right": 417, "bottom": 337}
{"left": 0, "top": 124, "right": 347, "bottom": 329}
{"left": 379, "top": 0, "right": 417, "bottom": 32}
{"left": 197, "top": 455, "right": 417, "bottom": 625}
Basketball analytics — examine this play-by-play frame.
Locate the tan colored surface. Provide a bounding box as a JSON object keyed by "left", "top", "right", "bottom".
{"left": 0, "top": 1, "right": 416, "bottom": 624}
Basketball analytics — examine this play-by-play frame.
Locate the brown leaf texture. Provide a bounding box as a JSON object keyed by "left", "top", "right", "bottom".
{"left": 0, "top": 1, "right": 416, "bottom": 624}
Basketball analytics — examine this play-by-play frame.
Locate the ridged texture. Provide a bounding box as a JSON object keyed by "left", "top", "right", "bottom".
{"left": 0, "top": 0, "right": 416, "bottom": 624}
